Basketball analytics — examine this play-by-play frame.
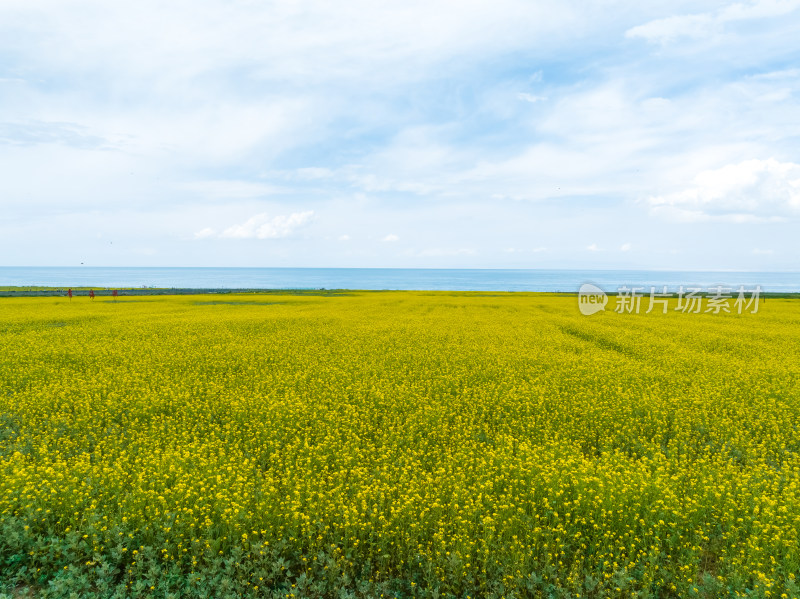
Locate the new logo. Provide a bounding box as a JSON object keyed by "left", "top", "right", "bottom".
{"left": 578, "top": 283, "right": 607, "bottom": 315}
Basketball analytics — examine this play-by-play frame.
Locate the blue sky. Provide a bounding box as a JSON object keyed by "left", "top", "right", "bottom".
{"left": 1, "top": 0, "right": 799, "bottom": 269}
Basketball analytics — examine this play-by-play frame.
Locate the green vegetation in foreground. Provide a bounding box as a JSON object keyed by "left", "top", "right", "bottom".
{"left": 1, "top": 292, "right": 799, "bottom": 598}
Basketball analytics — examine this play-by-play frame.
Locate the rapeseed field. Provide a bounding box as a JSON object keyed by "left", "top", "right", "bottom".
{"left": 0, "top": 292, "right": 798, "bottom": 598}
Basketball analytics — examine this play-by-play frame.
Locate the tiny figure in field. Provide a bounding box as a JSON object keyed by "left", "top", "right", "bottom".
{"left": 67, "top": 288, "right": 73, "bottom": 300}
{"left": 112, "top": 289, "right": 118, "bottom": 300}
{"left": 89, "top": 289, "right": 95, "bottom": 300}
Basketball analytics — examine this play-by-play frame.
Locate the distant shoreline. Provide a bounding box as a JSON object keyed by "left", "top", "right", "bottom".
{"left": 0, "top": 287, "right": 357, "bottom": 297}
{"left": 2, "top": 287, "right": 800, "bottom": 298}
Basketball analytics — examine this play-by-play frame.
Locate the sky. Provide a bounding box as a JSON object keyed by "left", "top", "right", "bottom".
{"left": 1, "top": 0, "right": 799, "bottom": 270}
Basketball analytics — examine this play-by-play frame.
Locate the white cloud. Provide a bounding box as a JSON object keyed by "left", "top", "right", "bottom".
{"left": 407, "top": 247, "right": 477, "bottom": 257}
{"left": 338, "top": 234, "right": 351, "bottom": 241}
{"left": 749, "top": 68, "right": 800, "bottom": 80}
{"left": 3, "top": 2, "right": 800, "bottom": 270}
{"left": 647, "top": 158, "right": 800, "bottom": 222}
{"left": 720, "top": 0, "right": 800, "bottom": 21}
{"left": 620, "top": 243, "right": 632, "bottom": 252}
{"left": 181, "top": 180, "right": 282, "bottom": 200}
{"left": 517, "top": 93, "right": 547, "bottom": 103}
{"left": 382, "top": 234, "right": 400, "bottom": 242}
{"left": 194, "top": 227, "right": 216, "bottom": 239}
{"left": 753, "top": 248, "right": 774, "bottom": 254}
{"left": 625, "top": 13, "right": 717, "bottom": 44}
{"left": 295, "top": 167, "right": 335, "bottom": 180}
{"left": 195, "top": 211, "right": 314, "bottom": 240}
{"left": 587, "top": 243, "right": 600, "bottom": 251}
{"left": 626, "top": 0, "right": 800, "bottom": 44}
{"left": 0, "top": 120, "right": 111, "bottom": 148}
{"left": 0, "top": 1, "right": 578, "bottom": 93}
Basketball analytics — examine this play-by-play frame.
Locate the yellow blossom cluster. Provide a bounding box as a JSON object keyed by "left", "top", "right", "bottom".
{"left": 0, "top": 292, "right": 798, "bottom": 597}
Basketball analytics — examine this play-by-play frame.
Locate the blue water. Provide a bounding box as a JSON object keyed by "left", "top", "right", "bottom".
{"left": 1, "top": 267, "right": 799, "bottom": 292}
